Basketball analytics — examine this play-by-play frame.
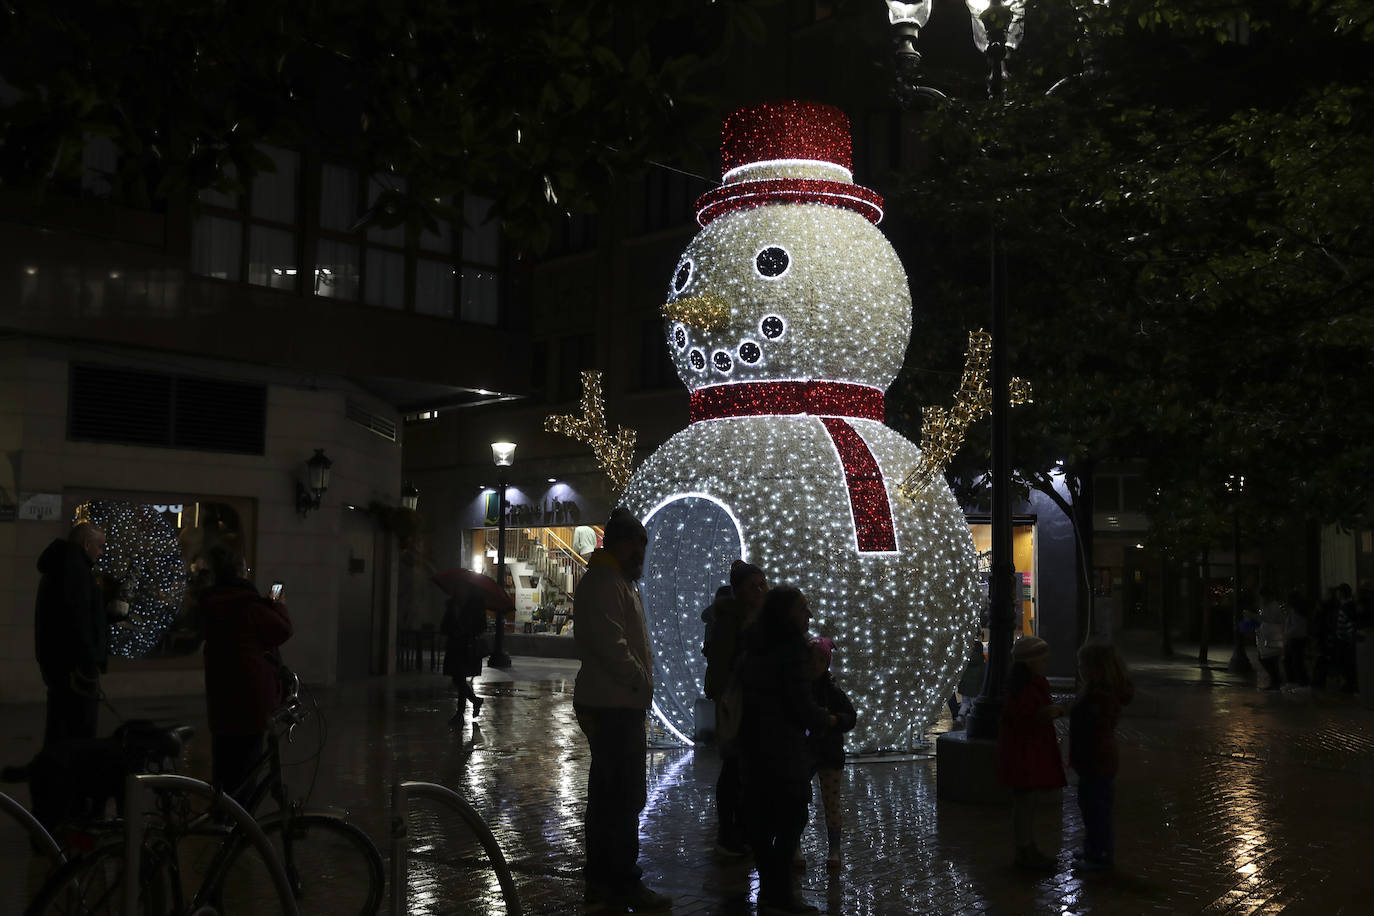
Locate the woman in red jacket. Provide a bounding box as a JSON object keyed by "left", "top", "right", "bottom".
{"left": 200, "top": 546, "right": 292, "bottom": 803}
{"left": 997, "top": 636, "right": 1066, "bottom": 870}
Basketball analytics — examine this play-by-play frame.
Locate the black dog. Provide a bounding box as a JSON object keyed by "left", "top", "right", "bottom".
{"left": 2, "top": 719, "right": 189, "bottom": 833}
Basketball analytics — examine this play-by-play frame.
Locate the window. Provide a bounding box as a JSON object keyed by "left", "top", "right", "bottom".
{"left": 191, "top": 216, "right": 242, "bottom": 281}
{"left": 415, "top": 259, "right": 455, "bottom": 318}
{"left": 246, "top": 147, "right": 299, "bottom": 290}
{"left": 315, "top": 164, "right": 361, "bottom": 300}
{"left": 362, "top": 174, "right": 407, "bottom": 307}
{"left": 192, "top": 156, "right": 505, "bottom": 323}
{"left": 315, "top": 238, "right": 360, "bottom": 300}
{"left": 365, "top": 249, "right": 405, "bottom": 310}
{"left": 191, "top": 146, "right": 300, "bottom": 289}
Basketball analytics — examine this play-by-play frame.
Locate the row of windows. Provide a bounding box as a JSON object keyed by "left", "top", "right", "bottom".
{"left": 188, "top": 146, "right": 502, "bottom": 325}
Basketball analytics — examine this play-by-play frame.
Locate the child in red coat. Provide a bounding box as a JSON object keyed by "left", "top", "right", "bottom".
{"left": 997, "top": 636, "right": 1066, "bottom": 870}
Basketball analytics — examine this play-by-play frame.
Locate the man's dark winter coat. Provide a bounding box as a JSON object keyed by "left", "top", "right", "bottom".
{"left": 34, "top": 538, "right": 106, "bottom": 686}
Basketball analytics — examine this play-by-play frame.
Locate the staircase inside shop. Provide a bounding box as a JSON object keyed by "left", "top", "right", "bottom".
{"left": 481, "top": 524, "right": 598, "bottom": 615}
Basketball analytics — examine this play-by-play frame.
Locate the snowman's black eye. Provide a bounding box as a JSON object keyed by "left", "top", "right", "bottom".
{"left": 712, "top": 350, "right": 733, "bottom": 373}
{"left": 673, "top": 324, "right": 687, "bottom": 350}
{"left": 672, "top": 259, "right": 695, "bottom": 293}
{"left": 689, "top": 349, "right": 706, "bottom": 371}
{"left": 738, "top": 341, "right": 761, "bottom": 364}
{"left": 754, "top": 246, "right": 790, "bottom": 278}
{"left": 760, "top": 315, "right": 786, "bottom": 340}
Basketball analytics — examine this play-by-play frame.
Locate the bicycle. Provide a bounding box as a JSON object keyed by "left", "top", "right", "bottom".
{"left": 25, "top": 669, "right": 384, "bottom": 915}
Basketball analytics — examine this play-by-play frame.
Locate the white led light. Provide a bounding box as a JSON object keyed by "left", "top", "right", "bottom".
{"left": 633, "top": 196, "right": 980, "bottom": 753}
{"left": 721, "top": 158, "right": 854, "bottom": 184}
{"left": 666, "top": 205, "right": 907, "bottom": 393}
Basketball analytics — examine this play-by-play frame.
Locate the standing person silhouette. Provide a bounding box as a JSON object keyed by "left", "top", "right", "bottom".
{"left": 199, "top": 545, "right": 292, "bottom": 804}
{"left": 702, "top": 559, "right": 767, "bottom": 858}
{"left": 738, "top": 585, "right": 836, "bottom": 915}
{"left": 442, "top": 581, "right": 487, "bottom": 724}
{"left": 1068, "top": 641, "right": 1134, "bottom": 870}
{"left": 34, "top": 522, "right": 107, "bottom": 748}
{"left": 573, "top": 508, "right": 671, "bottom": 912}
{"left": 997, "top": 636, "right": 1067, "bottom": 870}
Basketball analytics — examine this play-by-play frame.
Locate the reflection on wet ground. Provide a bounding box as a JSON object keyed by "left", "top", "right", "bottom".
{"left": 3, "top": 647, "right": 1374, "bottom": 914}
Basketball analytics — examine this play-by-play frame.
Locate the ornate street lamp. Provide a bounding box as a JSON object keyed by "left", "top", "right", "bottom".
{"left": 885, "top": 0, "right": 1028, "bottom": 743}
{"left": 489, "top": 441, "right": 516, "bottom": 668}
{"left": 295, "top": 448, "right": 333, "bottom": 517}
{"left": 400, "top": 482, "right": 419, "bottom": 511}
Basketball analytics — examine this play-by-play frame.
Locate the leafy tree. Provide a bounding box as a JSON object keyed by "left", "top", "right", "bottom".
{"left": 885, "top": 0, "right": 1374, "bottom": 571}
{"left": 0, "top": 0, "right": 766, "bottom": 250}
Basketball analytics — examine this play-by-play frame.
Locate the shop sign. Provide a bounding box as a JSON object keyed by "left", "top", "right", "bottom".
{"left": 18, "top": 493, "right": 62, "bottom": 521}
{"left": 484, "top": 494, "right": 584, "bottom": 528}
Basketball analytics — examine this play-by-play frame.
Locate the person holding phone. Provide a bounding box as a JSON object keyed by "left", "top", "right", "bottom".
{"left": 199, "top": 546, "right": 292, "bottom": 803}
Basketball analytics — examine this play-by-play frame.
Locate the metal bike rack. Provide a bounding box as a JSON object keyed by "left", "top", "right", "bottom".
{"left": 390, "top": 780, "right": 522, "bottom": 916}
{"left": 124, "top": 773, "right": 300, "bottom": 916}
{"left": 0, "top": 789, "right": 65, "bottom": 867}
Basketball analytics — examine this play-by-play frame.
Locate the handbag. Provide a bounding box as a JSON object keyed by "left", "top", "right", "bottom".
{"left": 716, "top": 678, "right": 744, "bottom": 749}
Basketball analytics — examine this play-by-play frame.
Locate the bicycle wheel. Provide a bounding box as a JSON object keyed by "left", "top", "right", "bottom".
{"left": 1, "top": 792, "right": 64, "bottom": 916}
{"left": 25, "top": 835, "right": 182, "bottom": 916}
{"left": 208, "top": 814, "right": 383, "bottom": 916}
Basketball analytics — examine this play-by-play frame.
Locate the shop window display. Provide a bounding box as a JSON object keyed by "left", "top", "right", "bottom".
{"left": 72, "top": 495, "right": 254, "bottom": 659}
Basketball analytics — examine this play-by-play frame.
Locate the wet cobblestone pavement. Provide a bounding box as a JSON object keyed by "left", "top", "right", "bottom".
{"left": 4, "top": 636, "right": 1373, "bottom": 915}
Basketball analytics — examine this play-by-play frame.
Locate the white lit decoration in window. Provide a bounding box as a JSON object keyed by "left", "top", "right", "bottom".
{"left": 621, "top": 101, "right": 981, "bottom": 752}
{"left": 75, "top": 500, "right": 189, "bottom": 658}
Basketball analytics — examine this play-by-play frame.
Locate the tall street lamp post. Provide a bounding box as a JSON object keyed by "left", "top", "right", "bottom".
{"left": 887, "top": 0, "right": 1028, "bottom": 743}
{"left": 1225, "top": 474, "right": 1253, "bottom": 675}
{"left": 489, "top": 441, "right": 516, "bottom": 669}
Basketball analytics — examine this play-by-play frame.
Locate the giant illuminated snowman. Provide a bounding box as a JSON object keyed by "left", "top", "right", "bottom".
{"left": 619, "top": 102, "right": 980, "bottom": 752}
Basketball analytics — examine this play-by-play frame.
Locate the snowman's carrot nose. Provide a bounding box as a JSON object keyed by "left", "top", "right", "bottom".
{"left": 662, "top": 294, "right": 730, "bottom": 332}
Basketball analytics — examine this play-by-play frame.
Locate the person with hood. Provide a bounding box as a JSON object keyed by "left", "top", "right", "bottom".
{"left": 34, "top": 522, "right": 108, "bottom": 747}
{"left": 199, "top": 545, "right": 292, "bottom": 803}
{"left": 737, "top": 585, "right": 836, "bottom": 915}
{"left": 572, "top": 508, "right": 671, "bottom": 913}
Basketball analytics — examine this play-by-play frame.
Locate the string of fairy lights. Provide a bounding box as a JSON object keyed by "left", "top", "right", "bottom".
{"left": 899, "top": 330, "right": 1034, "bottom": 499}
{"left": 75, "top": 499, "right": 188, "bottom": 658}
{"left": 546, "top": 101, "right": 1024, "bottom": 751}
{"left": 544, "top": 370, "right": 637, "bottom": 497}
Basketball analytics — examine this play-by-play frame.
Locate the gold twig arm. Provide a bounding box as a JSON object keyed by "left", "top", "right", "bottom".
{"left": 897, "top": 330, "right": 1032, "bottom": 500}
{"left": 544, "top": 370, "right": 639, "bottom": 497}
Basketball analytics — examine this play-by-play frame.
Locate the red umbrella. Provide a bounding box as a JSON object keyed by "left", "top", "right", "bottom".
{"left": 432, "top": 568, "right": 515, "bottom": 614}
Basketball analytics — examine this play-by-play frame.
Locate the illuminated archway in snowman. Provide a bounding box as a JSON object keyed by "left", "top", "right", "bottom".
{"left": 641, "top": 493, "right": 745, "bottom": 743}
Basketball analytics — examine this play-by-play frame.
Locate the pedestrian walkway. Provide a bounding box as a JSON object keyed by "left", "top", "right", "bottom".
{"left": 2, "top": 636, "right": 1372, "bottom": 915}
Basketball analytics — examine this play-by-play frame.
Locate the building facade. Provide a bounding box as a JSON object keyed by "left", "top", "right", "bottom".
{"left": 0, "top": 143, "right": 527, "bottom": 701}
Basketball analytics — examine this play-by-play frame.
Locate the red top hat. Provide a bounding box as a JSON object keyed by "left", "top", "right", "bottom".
{"left": 695, "top": 101, "right": 884, "bottom": 227}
